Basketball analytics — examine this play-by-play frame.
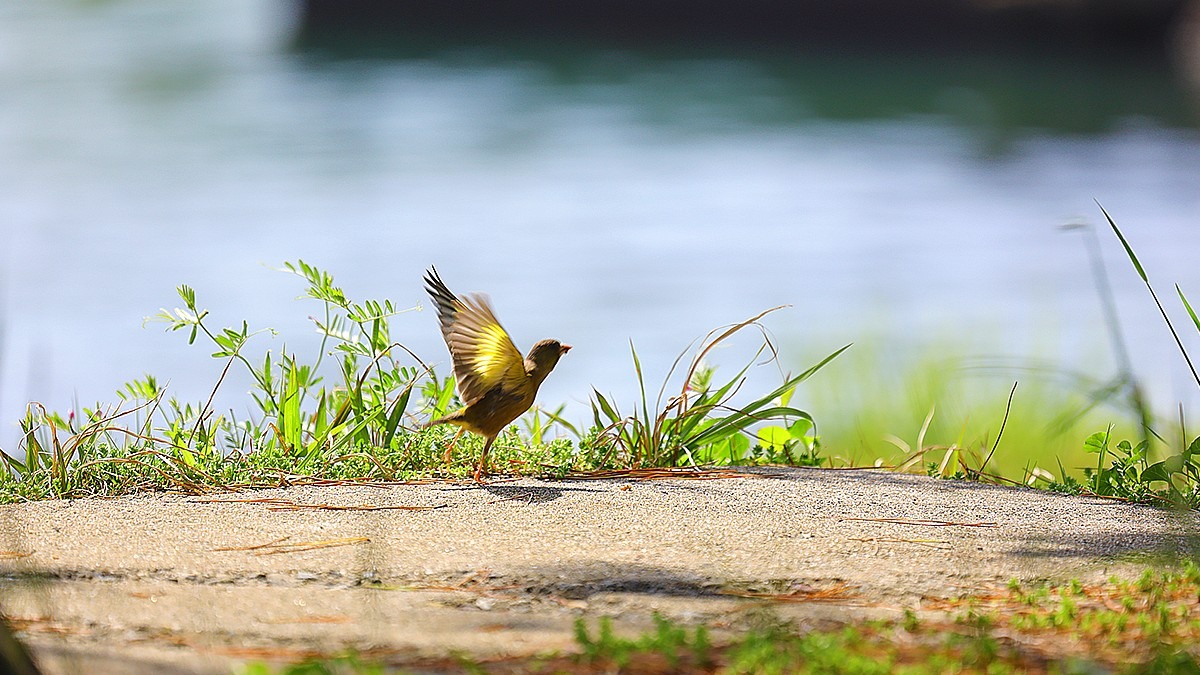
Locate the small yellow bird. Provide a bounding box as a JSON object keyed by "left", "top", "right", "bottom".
{"left": 424, "top": 267, "right": 571, "bottom": 481}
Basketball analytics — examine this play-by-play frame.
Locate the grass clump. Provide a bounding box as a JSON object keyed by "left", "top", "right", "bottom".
{"left": 239, "top": 654, "right": 387, "bottom": 675}
{"left": 3, "top": 205, "right": 1199, "bottom": 509}
{"left": 805, "top": 345, "right": 1143, "bottom": 484}
{"left": 799, "top": 205, "right": 1200, "bottom": 510}
{"left": 234, "top": 565, "right": 1200, "bottom": 673}
{"left": 0, "top": 260, "right": 444, "bottom": 500}
{"left": 0, "top": 262, "right": 840, "bottom": 502}
{"left": 1063, "top": 205, "right": 1200, "bottom": 509}
{"left": 575, "top": 615, "right": 714, "bottom": 671}
{"left": 1045, "top": 429, "right": 1200, "bottom": 508}
{"left": 589, "top": 307, "right": 849, "bottom": 470}
{"left": 962, "top": 565, "right": 1200, "bottom": 668}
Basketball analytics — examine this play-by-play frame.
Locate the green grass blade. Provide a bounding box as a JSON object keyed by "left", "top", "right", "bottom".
{"left": 592, "top": 389, "right": 621, "bottom": 424}
{"left": 0, "top": 447, "right": 26, "bottom": 474}
{"left": 1098, "top": 201, "right": 1147, "bottom": 283}
{"left": 380, "top": 385, "right": 413, "bottom": 448}
{"left": 22, "top": 420, "right": 42, "bottom": 474}
{"left": 1179, "top": 285, "right": 1200, "bottom": 335}
{"left": 677, "top": 344, "right": 846, "bottom": 455}
{"left": 630, "top": 341, "right": 648, "bottom": 422}
{"left": 676, "top": 400, "right": 722, "bottom": 440}
{"left": 689, "top": 406, "right": 812, "bottom": 448}
{"left": 795, "top": 344, "right": 853, "bottom": 384}
{"left": 281, "top": 360, "right": 302, "bottom": 452}
{"left": 716, "top": 344, "right": 848, "bottom": 422}
{"left": 313, "top": 390, "right": 328, "bottom": 439}
{"left": 1100, "top": 205, "right": 1200, "bottom": 390}
{"left": 328, "top": 408, "right": 383, "bottom": 455}
{"left": 540, "top": 406, "right": 581, "bottom": 438}
{"left": 704, "top": 361, "right": 756, "bottom": 407}
{"left": 429, "top": 375, "right": 455, "bottom": 421}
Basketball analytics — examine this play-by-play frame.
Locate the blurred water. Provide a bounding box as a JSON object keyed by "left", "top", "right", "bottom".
{"left": 1, "top": 0, "right": 1199, "bottom": 450}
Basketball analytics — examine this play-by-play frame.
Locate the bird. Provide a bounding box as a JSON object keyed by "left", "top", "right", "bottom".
{"left": 423, "top": 266, "right": 571, "bottom": 481}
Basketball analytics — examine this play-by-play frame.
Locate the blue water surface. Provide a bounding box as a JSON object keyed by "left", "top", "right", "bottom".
{"left": 1, "top": 0, "right": 1198, "bottom": 450}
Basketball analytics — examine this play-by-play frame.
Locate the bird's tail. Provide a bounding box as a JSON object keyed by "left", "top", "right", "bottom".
{"left": 422, "top": 410, "right": 467, "bottom": 430}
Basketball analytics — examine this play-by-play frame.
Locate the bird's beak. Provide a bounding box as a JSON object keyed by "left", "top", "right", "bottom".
{"left": 560, "top": 344, "right": 573, "bottom": 354}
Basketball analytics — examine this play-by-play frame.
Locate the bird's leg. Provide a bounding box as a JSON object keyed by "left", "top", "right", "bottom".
{"left": 443, "top": 427, "right": 465, "bottom": 467}
{"left": 474, "top": 436, "right": 496, "bottom": 483}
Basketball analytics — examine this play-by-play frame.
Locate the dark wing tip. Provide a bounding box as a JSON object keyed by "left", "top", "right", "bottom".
{"left": 424, "top": 266, "right": 462, "bottom": 326}
{"left": 423, "top": 266, "right": 441, "bottom": 292}
{"left": 424, "top": 266, "right": 450, "bottom": 299}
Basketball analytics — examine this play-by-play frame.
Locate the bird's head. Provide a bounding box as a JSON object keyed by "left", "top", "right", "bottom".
{"left": 526, "top": 339, "right": 571, "bottom": 376}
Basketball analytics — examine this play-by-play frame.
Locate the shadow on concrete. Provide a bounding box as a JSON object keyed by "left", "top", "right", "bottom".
{"left": 1007, "top": 524, "right": 1200, "bottom": 560}
{"left": 434, "top": 482, "right": 605, "bottom": 504}
{"left": 503, "top": 562, "right": 729, "bottom": 599}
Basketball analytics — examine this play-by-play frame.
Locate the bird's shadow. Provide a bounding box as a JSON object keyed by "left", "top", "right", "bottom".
{"left": 436, "top": 482, "right": 603, "bottom": 504}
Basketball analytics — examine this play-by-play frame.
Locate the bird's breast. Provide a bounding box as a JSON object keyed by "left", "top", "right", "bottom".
{"left": 460, "top": 385, "right": 537, "bottom": 437}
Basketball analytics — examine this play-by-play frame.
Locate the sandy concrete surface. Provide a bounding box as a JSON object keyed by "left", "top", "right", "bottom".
{"left": 0, "top": 467, "right": 1196, "bottom": 673}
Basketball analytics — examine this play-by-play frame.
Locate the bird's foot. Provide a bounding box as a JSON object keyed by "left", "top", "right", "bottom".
{"left": 473, "top": 462, "right": 489, "bottom": 483}
{"left": 443, "top": 428, "right": 464, "bottom": 467}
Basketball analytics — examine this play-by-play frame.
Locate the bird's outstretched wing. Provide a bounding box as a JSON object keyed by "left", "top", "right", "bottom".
{"left": 424, "top": 267, "right": 527, "bottom": 405}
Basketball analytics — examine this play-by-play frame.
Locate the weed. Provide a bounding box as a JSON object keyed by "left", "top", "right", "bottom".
{"left": 238, "top": 653, "right": 386, "bottom": 674}
{"left": 574, "top": 615, "right": 713, "bottom": 670}
{"left": 0, "top": 261, "right": 440, "bottom": 499}
{"left": 806, "top": 345, "right": 1141, "bottom": 486}
{"left": 0, "top": 264, "right": 844, "bottom": 501}
{"left": 590, "top": 306, "right": 849, "bottom": 468}
{"left": 1074, "top": 427, "right": 1200, "bottom": 507}
{"left": 1081, "top": 205, "right": 1200, "bottom": 507}
{"left": 234, "top": 567, "right": 1200, "bottom": 673}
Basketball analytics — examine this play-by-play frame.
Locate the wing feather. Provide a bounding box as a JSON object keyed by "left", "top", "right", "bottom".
{"left": 424, "top": 267, "right": 527, "bottom": 405}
